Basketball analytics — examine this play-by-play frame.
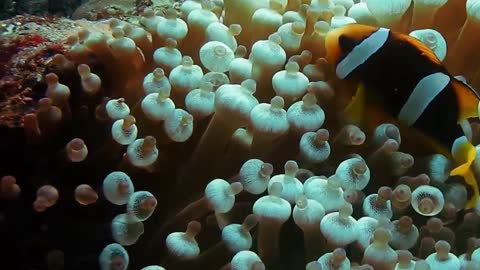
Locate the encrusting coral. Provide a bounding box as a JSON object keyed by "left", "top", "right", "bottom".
{"left": 3, "top": 0, "right": 480, "bottom": 269}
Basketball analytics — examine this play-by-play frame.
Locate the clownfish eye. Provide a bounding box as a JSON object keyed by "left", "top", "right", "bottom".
{"left": 338, "top": 34, "right": 357, "bottom": 53}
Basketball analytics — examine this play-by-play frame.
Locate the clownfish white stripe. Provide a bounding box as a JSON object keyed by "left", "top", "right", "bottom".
{"left": 336, "top": 27, "right": 390, "bottom": 79}
{"left": 398, "top": 72, "right": 450, "bottom": 126}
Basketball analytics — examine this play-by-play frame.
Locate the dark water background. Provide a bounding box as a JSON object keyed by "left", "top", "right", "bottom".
{"left": 0, "top": 0, "right": 87, "bottom": 19}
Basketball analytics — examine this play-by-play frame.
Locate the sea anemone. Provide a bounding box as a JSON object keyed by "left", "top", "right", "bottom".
{"left": 3, "top": 0, "right": 480, "bottom": 269}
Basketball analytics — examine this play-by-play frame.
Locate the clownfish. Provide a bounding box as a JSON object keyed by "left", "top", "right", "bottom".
{"left": 325, "top": 24, "right": 480, "bottom": 209}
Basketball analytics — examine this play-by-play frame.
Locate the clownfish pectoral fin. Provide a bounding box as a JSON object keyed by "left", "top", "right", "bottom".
{"left": 343, "top": 83, "right": 366, "bottom": 126}
{"left": 451, "top": 79, "right": 480, "bottom": 122}
{"left": 450, "top": 136, "right": 479, "bottom": 209}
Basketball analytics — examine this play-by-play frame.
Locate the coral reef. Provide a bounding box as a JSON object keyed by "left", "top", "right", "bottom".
{"left": 1, "top": 0, "right": 87, "bottom": 19}
{"left": 2, "top": 0, "right": 480, "bottom": 270}
{"left": 0, "top": 15, "right": 70, "bottom": 127}
{"left": 72, "top": 0, "right": 175, "bottom": 20}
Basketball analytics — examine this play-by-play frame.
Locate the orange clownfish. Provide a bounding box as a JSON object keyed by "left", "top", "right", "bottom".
{"left": 325, "top": 24, "right": 480, "bottom": 209}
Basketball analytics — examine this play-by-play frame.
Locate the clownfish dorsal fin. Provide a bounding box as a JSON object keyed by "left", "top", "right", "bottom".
{"left": 451, "top": 78, "right": 480, "bottom": 122}
{"left": 450, "top": 136, "right": 479, "bottom": 209}
{"left": 343, "top": 83, "right": 366, "bottom": 126}
{"left": 395, "top": 33, "right": 442, "bottom": 66}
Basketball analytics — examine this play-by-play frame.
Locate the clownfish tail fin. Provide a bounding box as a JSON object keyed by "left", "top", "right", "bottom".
{"left": 450, "top": 136, "right": 479, "bottom": 209}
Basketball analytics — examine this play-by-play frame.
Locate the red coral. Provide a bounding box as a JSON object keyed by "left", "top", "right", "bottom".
{"left": 0, "top": 34, "right": 47, "bottom": 76}
{"left": 0, "top": 32, "right": 66, "bottom": 127}
{"left": 17, "top": 34, "right": 46, "bottom": 48}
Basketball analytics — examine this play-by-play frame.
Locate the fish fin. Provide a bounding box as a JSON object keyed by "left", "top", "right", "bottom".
{"left": 343, "top": 83, "right": 366, "bottom": 126}
{"left": 450, "top": 136, "right": 479, "bottom": 209}
{"left": 342, "top": 83, "right": 397, "bottom": 134}
{"left": 450, "top": 136, "right": 476, "bottom": 174}
{"left": 396, "top": 34, "right": 442, "bottom": 66}
{"left": 451, "top": 79, "right": 480, "bottom": 121}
